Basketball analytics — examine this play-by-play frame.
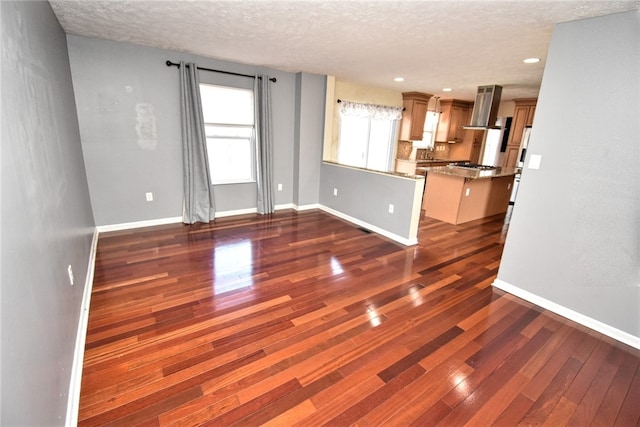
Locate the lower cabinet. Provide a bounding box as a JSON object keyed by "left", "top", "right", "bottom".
{"left": 423, "top": 173, "right": 515, "bottom": 224}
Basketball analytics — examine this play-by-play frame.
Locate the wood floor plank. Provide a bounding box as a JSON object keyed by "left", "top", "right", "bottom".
{"left": 614, "top": 364, "right": 640, "bottom": 426}
{"left": 567, "top": 345, "right": 626, "bottom": 426}
{"left": 437, "top": 327, "right": 554, "bottom": 426}
{"left": 492, "top": 392, "right": 534, "bottom": 426}
{"left": 361, "top": 348, "right": 478, "bottom": 425}
{"left": 518, "top": 356, "right": 584, "bottom": 425}
{"left": 367, "top": 357, "right": 475, "bottom": 425}
{"left": 326, "top": 363, "right": 426, "bottom": 426}
{"left": 77, "top": 209, "right": 640, "bottom": 425}
{"left": 587, "top": 347, "right": 639, "bottom": 425}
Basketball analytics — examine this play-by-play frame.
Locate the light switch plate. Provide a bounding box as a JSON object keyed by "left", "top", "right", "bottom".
{"left": 528, "top": 154, "right": 542, "bottom": 170}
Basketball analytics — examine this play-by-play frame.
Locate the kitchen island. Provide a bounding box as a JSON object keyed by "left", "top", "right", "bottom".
{"left": 422, "top": 165, "right": 519, "bottom": 225}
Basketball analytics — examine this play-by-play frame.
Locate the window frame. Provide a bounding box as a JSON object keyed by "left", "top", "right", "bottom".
{"left": 199, "top": 83, "right": 256, "bottom": 185}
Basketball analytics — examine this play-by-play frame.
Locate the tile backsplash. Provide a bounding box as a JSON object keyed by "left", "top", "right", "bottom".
{"left": 397, "top": 141, "right": 451, "bottom": 160}
{"left": 396, "top": 140, "right": 413, "bottom": 159}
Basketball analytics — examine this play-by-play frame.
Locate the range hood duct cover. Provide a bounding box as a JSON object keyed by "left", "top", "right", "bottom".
{"left": 465, "top": 85, "right": 502, "bottom": 129}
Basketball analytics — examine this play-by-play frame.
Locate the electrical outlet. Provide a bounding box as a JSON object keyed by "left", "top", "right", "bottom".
{"left": 277, "top": 183, "right": 283, "bottom": 191}
{"left": 333, "top": 188, "right": 338, "bottom": 196}
{"left": 145, "top": 192, "right": 153, "bottom": 202}
{"left": 67, "top": 265, "right": 74, "bottom": 286}
{"left": 388, "top": 204, "right": 394, "bottom": 214}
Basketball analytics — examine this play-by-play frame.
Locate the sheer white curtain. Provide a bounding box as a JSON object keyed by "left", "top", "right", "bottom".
{"left": 339, "top": 101, "right": 403, "bottom": 120}
{"left": 254, "top": 74, "right": 274, "bottom": 214}
{"left": 179, "top": 62, "right": 215, "bottom": 223}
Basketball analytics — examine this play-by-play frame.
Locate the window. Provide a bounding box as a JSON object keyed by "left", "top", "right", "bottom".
{"left": 337, "top": 115, "right": 397, "bottom": 172}
{"left": 413, "top": 111, "right": 439, "bottom": 149}
{"left": 199, "top": 84, "right": 255, "bottom": 184}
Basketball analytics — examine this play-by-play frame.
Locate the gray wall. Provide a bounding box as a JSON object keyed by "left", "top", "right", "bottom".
{"left": 1, "top": 1, "right": 95, "bottom": 424}
{"left": 293, "top": 73, "right": 326, "bottom": 207}
{"left": 66, "top": 35, "right": 302, "bottom": 226}
{"left": 497, "top": 10, "right": 639, "bottom": 337}
{"left": 320, "top": 163, "right": 423, "bottom": 241}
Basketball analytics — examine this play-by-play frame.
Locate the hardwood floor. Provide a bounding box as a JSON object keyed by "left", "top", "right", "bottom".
{"left": 79, "top": 209, "right": 639, "bottom": 426}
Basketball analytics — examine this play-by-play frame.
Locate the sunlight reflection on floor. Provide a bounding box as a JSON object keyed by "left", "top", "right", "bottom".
{"left": 213, "top": 240, "right": 254, "bottom": 294}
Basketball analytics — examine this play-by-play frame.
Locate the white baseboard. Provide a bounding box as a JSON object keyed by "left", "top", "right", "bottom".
{"left": 294, "top": 203, "right": 321, "bottom": 211}
{"left": 319, "top": 206, "right": 417, "bottom": 246}
{"left": 94, "top": 204, "right": 415, "bottom": 246}
{"left": 96, "top": 205, "right": 314, "bottom": 232}
{"left": 66, "top": 228, "right": 99, "bottom": 427}
{"left": 275, "top": 203, "right": 295, "bottom": 211}
{"left": 214, "top": 208, "right": 257, "bottom": 218}
{"left": 492, "top": 279, "right": 640, "bottom": 350}
{"left": 96, "top": 216, "right": 182, "bottom": 233}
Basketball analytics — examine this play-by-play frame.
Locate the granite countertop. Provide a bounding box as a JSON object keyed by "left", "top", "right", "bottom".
{"left": 323, "top": 161, "right": 425, "bottom": 180}
{"left": 396, "top": 158, "right": 468, "bottom": 164}
{"left": 421, "top": 165, "right": 521, "bottom": 180}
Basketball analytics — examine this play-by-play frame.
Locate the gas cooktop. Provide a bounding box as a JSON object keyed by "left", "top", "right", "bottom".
{"left": 450, "top": 163, "right": 498, "bottom": 170}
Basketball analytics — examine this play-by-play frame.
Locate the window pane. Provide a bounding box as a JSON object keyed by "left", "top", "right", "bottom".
{"left": 200, "top": 84, "right": 254, "bottom": 125}
{"left": 418, "top": 111, "right": 439, "bottom": 149}
{"left": 424, "top": 111, "right": 439, "bottom": 131}
{"left": 337, "top": 114, "right": 396, "bottom": 172}
{"left": 367, "top": 119, "right": 394, "bottom": 171}
{"left": 338, "top": 115, "right": 369, "bottom": 168}
{"left": 200, "top": 83, "right": 256, "bottom": 185}
{"left": 207, "top": 138, "right": 254, "bottom": 184}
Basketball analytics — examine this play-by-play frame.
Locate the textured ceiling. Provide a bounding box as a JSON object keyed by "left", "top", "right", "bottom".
{"left": 50, "top": 0, "right": 639, "bottom": 101}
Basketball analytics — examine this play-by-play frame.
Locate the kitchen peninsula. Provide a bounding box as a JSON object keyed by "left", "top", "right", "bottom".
{"left": 422, "top": 165, "right": 519, "bottom": 224}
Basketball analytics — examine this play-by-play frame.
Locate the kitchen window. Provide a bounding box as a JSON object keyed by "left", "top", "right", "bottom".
{"left": 421, "top": 111, "right": 440, "bottom": 149}
{"left": 337, "top": 101, "right": 401, "bottom": 172}
{"left": 199, "top": 84, "right": 255, "bottom": 185}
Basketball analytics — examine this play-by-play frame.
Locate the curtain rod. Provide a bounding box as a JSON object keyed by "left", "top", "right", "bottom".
{"left": 165, "top": 61, "right": 276, "bottom": 83}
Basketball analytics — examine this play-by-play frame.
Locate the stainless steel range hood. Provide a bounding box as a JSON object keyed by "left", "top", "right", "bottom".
{"left": 464, "top": 85, "right": 502, "bottom": 129}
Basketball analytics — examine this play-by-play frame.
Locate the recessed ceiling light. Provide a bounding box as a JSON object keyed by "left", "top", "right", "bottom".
{"left": 523, "top": 57, "right": 540, "bottom": 64}
{"left": 394, "top": 77, "right": 405, "bottom": 82}
{"left": 442, "top": 88, "right": 452, "bottom": 92}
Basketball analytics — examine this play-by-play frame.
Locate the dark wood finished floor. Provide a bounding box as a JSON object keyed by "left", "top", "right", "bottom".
{"left": 79, "top": 209, "right": 640, "bottom": 426}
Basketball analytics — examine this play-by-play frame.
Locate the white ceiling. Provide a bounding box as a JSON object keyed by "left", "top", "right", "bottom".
{"left": 50, "top": 0, "right": 639, "bottom": 101}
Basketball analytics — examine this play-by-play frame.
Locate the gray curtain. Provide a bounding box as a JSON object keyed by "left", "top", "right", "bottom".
{"left": 254, "top": 74, "right": 275, "bottom": 214}
{"left": 180, "top": 62, "right": 215, "bottom": 223}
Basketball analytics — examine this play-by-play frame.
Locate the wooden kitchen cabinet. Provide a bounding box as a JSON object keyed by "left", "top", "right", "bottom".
{"left": 423, "top": 171, "right": 516, "bottom": 224}
{"left": 469, "top": 132, "right": 483, "bottom": 164}
{"left": 435, "top": 100, "right": 472, "bottom": 143}
{"left": 504, "top": 146, "right": 521, "bottom": 170}
{"left": 526, "top": 105, "right": 536, "bottom": 126}
{"left": 506, "top": 99, "right": 537, "bottom": 148}
{"left": 399, "top": 92, "right": 432, "bottom": 141}
{"left": 448, "top": 127, "right": 483, "bottom": 163}
{"left": 503, "top": 98, "right": 537, "bottom": 168}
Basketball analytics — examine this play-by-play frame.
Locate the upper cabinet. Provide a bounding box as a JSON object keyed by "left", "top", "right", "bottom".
{"left": 399, "top": 92, "right": 432, "bottom": 141}
{"left": 435, "top": 100, "right": 473, "bottom": 143}
{"left": 507, "top": 98, "right": 537, "bottom": 148}
{"left": 503, "top": 98, "right": 537, "bottom": 168}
